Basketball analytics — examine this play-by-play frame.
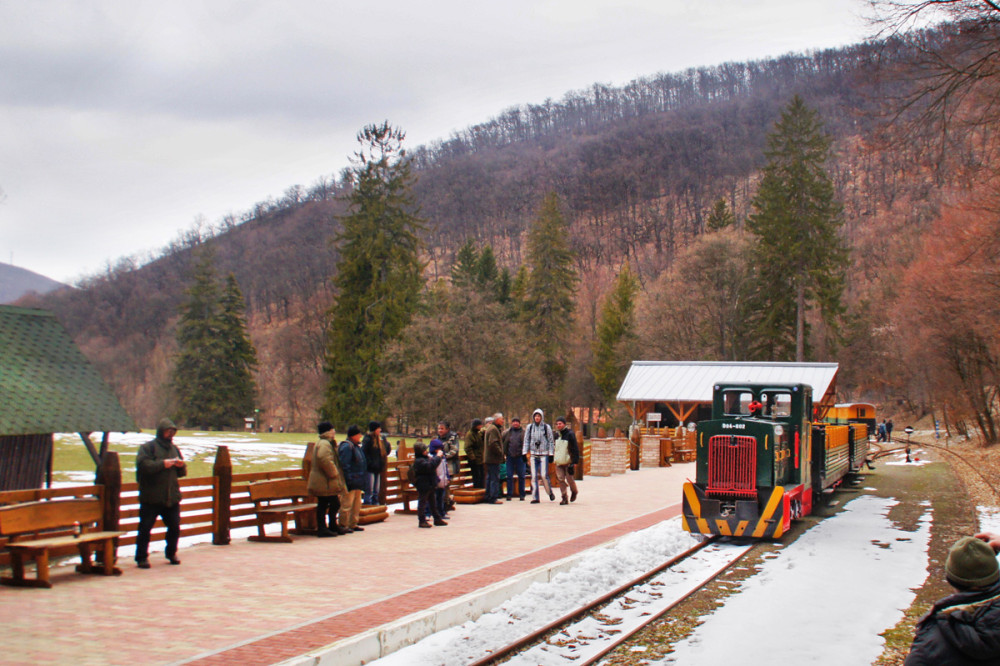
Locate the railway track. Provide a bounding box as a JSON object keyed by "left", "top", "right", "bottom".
{"left": 468, "top": 537, "right": 755, "bottom": 666}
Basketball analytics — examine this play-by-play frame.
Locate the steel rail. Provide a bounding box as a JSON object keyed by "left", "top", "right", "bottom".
{"left": 466, "top": 536, "right": 718, "bottom": 666}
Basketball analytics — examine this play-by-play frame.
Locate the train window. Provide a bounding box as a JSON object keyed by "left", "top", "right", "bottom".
{"left": 723, "top": 390, "right": 755, "bottom": 415}
{"left": 761, "top": 391, "right": 793, "bottom": 417}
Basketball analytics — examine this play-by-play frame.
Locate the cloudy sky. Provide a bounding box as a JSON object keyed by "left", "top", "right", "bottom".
{"left": 1, "top": 0, "right": 873, "bottom": 284}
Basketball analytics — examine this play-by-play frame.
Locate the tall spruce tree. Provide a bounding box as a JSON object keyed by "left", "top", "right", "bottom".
{"left": 522, "top": 192, "right": 578, "bottom": 395}
{"left": 322, "top": 122, "right": 424, "bottom": 427}
{"left": 591, "top": 264, "right": 639, "bottom": 406}
{"left": 746, "top": 96, "right": 847, "bottom": 362}
{"left": 173, "top": 249, "right": 258, "bottom": 428}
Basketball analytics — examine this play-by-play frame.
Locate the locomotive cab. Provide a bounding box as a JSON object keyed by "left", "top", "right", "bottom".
{"left": 682, "top": 383, "right": 813, "bottom": 539}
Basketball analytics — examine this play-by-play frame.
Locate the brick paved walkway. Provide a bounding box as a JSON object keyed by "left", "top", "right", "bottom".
{"left": 0, "top": 465, "right": 690, "bottom": 666}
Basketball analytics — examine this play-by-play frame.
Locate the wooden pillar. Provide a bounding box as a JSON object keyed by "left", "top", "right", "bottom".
{"left": 96, "top": 451, "right": 121, "bottom": 564}
{"left": 397, "top": 438, "right": 410, "bottom": 461}
{"left": 212, "top": 446, "right": 232, "bottom": 546}
{"left": 299, "top": 443, "right": 317, "bottom": 531}
{"left": 379, "top": 436, "right": 389, "bottom": 506}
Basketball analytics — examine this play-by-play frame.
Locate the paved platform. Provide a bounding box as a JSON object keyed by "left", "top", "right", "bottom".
{"left": 0, "top": 465, "right": 691, "bottom": 666}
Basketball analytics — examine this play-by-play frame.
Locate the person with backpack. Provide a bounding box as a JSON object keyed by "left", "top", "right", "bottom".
{"left": 523, "top": 408, "right": 555, "bottom": 503}
{"left": 338, "top": 425, "right": 367, "bottom": 533}
{"left": 553, "top": 416, "right": 581, "bottom": 505}
{"left": 412, "top": 441, "right": 448, "bottom": 528}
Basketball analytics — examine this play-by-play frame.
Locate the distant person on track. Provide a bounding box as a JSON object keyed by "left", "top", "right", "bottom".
{"left": 553, "top": 417, "right": 580, "bottom": 505}
{"left": 308, "top": 422, "right": 347, "bottom": 537}
{"left": 412, "top": 442, "right": 447, "bottom": 528}
{"left": 483, "top": 413, "right": 504, "bottom": 504}
{"left": 878, "top": 420, "right": 887, "bottom": 442}
{"left": 362, "top": 421, "right": 391, "bottom": 505}
{"left": 338, "top": 425, "right": 367, "bottom": 533}
{"left": 465, "top": 419, "right": 485, "bottom": 489}
{"left": 135, "top": 418, "right": 186, "bottom": 569}
{"left": 905, "top": 535, "right": 1000, "bottom": 664}
{"left": 887, "top": 418, "right": 894, "bottom": 442}
{"left": 503, "top": 417, "right": 527, "bottom": 501}
{"left": 524, "top": 409, "right": 555, "bottom": 503}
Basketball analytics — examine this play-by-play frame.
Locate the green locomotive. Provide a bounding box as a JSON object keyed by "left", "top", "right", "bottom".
{"left": 682, "top": 382, "right": 868, "bottom": 539}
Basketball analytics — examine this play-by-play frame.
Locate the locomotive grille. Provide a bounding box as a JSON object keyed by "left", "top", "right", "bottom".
{"left": 707, "top": 435, "right": 758, "bottom": 499}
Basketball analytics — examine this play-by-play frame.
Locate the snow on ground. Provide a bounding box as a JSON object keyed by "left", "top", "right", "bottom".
{"left": 978, "top": 506, "right": 1000, "bottom": 534}
{"left": 372, "top": 520, "right": 701, "bottom": 666}
{"left": 658, "top": 494, "right": 933, "bottom": 665}
{"left": 882, "top": 448, "right": 933, "bottom": 466}
{"left": 55, "top": 431, "right": 310, "bottom": 465}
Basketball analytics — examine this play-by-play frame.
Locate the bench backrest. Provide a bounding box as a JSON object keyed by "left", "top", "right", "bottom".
{"left": 248, "top": 478, "right": 309, "bottom": 503}
{"left": 0, "top": 498, "right": 103, "bottom": 536}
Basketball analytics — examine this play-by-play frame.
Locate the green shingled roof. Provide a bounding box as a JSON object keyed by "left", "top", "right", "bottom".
{"left": 0, "top": 305, "right": 137, "bottom": 435}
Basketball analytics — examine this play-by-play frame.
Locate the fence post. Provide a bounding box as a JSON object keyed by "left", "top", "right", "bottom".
{"left": 96, "top": 451, "right": 122, "bottom": 563}
{"left": 213, "top": 446, "right": 232, "bottom": 545}
{"left": 299, "top": 443, "right": 317, "bottom": 531}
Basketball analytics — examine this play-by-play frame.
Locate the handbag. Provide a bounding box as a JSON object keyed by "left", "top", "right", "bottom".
{"left": 554, "top": 437, "right": 571, "bottom": 466}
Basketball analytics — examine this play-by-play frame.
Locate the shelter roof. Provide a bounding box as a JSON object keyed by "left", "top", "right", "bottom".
{"left": 0, "top": 305, "right": 137, "bottom": 435}
{"left": 617, "top": 361, "right": 839, "bottom": 404}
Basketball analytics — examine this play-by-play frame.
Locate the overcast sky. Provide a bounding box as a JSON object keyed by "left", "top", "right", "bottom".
{"left": 1, "top": 0, "right": 873, "bottom": 284}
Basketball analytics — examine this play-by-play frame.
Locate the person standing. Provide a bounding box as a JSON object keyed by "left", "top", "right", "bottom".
{"left": 362, "top": 421, "right": 391, "bottom": 505}
{"left": 553, "top": 416, "right": 581, "bottom": 505}
{"left": 308, "top": 422, "right": 348, "bottom": 537}
{"left": 438, "top": 421, "right": 461, "bottom": 478}
{"left": 135, "top": 418, "right": 186, "bottom": 568}
{"left": 426, "top": 439, "right": 451, "bottom": 520}
{"left": 886, "top": 418, "right": 894, "bottom": 443}
{"left": 338, "top": 425, "right": 367, "bottom": 532}
{"left": 465, "top": 418, "right": 485, "bottom": 489}
{"left": 905, "top": 536, "right": 1000, "bottom": 664}
{"left": 413, "top": 442, "right": 448, "bottom": 528}
{"left": 503, "top": 417, "right": 527, "bottom": 501}
{"left": 483, "top": 413, "right": 504, "bottom": 504}
{"left": 877, "top": 420, "right": 887, "bottom": 443}
{"left": 524, "top": 408, "right": 555, "bottom": 503}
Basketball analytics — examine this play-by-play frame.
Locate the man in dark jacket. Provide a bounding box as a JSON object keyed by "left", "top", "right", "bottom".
{"left": 906, "top": 535, "right": 1000, "bottom": 664}
{"left": 338, "top": 425, "right": 367, "bottom": 532}
{"left": 362, "top": 421, "right": 391, "bottom": 505}
{"left": 135, "top": 418, "right": 186, "bottom": 568}
{"left": 438, "top": 421, "right": 461, "bottom": 478}
{"left": 503, "top": 417, "right": 527, "bottom": 501}
{"left": 482, "top": 413, "right": 504, "bottom": 504}
{"left": 412, "top": 442, "right": 447, "bottom": 528}
{"left": 465, "top": 419, "right": 485, "bottom": 489}
{"left": 554, "top": 416, "right": 581, "bottom": 505}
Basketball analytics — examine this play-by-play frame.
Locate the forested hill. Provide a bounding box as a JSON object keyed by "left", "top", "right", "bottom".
{"left": 25, "top": 25, "right": 972, "bottom": 428}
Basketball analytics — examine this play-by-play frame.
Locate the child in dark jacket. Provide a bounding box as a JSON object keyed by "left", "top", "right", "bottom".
{"left": 412, "top": 442, "right": 447, "bottom": 528}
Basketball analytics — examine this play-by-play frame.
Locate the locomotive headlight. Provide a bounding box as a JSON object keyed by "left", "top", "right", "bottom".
{"left": 687, "top": 421, "right": 696, "bottom": 432}
{"left": 774, "top": 425, "right": 784, "bottom": 438}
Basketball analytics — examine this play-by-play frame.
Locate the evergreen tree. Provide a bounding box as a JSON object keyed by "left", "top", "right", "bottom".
{"left": 706, "top": 197, "right": 735, "bottom": 231}
{"left": 217, "top": 273, "right": 258, "bottom": 426}
{"left": 451, "top": 240, "right": 480, "bottom": 290}
{"left": 591, "top": 265, "right": 639, "bottom": 406}
{"left": 173, "top": 250, "right": 258, "bottom": 428}
{"left": 746, "top": 96, "right": 847, "bottom": 362}
{"left": 522, "top": 192, "right": 578, "bottom": 395}
{"left": 322, "top": 122, "right": 424, "bottom": 427}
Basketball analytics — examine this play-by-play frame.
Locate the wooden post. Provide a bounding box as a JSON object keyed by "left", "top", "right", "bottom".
{"left": 299, "top": 443, "right": 317, "bottom": 531}
{"left": 397, "top": 438, "right": 410, "bottom": 461}
{"left": 212, "top": 446, "right": 232, "bottom": 545}
{"left": 96, "top": 451, "right": 121, "bottom": 564}
{"left": 379, "top": 436, "right": 389, "bottom": 506}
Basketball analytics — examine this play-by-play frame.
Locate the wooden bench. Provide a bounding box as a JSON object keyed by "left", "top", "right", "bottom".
{"left": 0, "top": 498, "right": 124, "bottom": 588}
{"left": 247, "top": 478, "right": 317, "bottom": 543}
{"left": 394, "top": 464, "right": 420, "bottom": 515}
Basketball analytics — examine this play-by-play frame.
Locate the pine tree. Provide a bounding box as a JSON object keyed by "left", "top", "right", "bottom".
{"left": 706, "top": 197, "right": 735, "bottom": 231}
{"left": 746, "top": 96, "right": 847, "bottom": 362}
{"left": 451, "top": 240, "right": 480, "bottom": 290}
{"left": 217, "top": 273, "right": 258, "bottom": 426}
{"left": 522, "top": 192, "right": 578, "bottom": 395}
{"left": 322, "top": 122, "right": 424, "bottom": 427}
{"left": 591, "top": 265, "right": 639, "bottom": 406}
{"left": 173, "top": 249, "right": 258, "bottom": 428}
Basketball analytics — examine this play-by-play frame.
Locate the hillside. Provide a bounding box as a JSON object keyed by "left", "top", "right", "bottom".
{"left": 0, "top": 263, "right": 65, "bottom": 303}
{"left": 28, "top": 23, "right": 993, "bottom": 430}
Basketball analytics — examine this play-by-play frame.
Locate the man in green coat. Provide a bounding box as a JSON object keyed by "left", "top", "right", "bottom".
{"left": 135, "top": 418, "right": 186, "bottom": 569}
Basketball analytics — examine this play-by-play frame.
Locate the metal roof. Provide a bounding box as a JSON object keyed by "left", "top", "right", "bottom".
{"left": 0, "top": 305, "right": 137, "bottom": 435}
{"left": 617, "top": 361, "right": 839, "bottom": 404}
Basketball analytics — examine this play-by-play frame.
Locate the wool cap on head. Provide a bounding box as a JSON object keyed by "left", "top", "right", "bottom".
{"left": 347, "top": 425, "right": 363, "bottom": 439}
{"left": 317, "top": 421, "right": 334, "bottom": 436}
{"left": 368, "top": 420, "right": 381, "bottom": 433}
{"left": 157, "top": 417, "right": 178, "bottom": 432}
{"left": 947, "top": 536, "right": 1000, "bottom": 588}
{"left": 429, "top": 438, "right": 443, "bottom": 452}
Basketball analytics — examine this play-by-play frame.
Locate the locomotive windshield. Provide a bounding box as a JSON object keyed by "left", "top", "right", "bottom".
{"left": 721, "top": 389, "right": 794, "bottom": 418}
{"left": 722, "top": 390, "right": 755, "bottom": 416}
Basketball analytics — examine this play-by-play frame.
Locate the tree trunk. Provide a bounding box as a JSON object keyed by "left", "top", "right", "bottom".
{"left": 796, "top": 283, "right": 806, "bottom": 362}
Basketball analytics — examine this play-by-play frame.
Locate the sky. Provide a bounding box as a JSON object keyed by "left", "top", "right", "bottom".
{"left": 1, "top": 0, "right": 873, "bottom": 285}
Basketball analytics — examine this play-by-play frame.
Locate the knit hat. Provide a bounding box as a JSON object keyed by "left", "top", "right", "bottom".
{"left": 368, "top": 420, "right": 381, "bottom": 433}
{"left": 946, "top": 537, "right": 1000, "bottom": 588}
{"left": 347, "top": 425, "right": 363, "bottom": 439}
{"left": 429, "top": 438, "right": 443, "bottom": 453}
{"left": 317, "top": 421, "right": 334, "bottom": 436}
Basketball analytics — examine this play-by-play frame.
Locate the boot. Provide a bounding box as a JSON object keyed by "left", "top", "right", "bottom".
{"left": 570, "top": 490, "right": 578, "bottom": 502}
{"left": 434, "top": 518, "right": 448, "bottom": 526}
{"left": 560, "top": 496, "right": 568, "bottom": 505}
{"left": 317, "top": 528, "right": 337, "bottom": 538}
{"left": 419, "top": 521, "right": 432, "bottom": 528}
